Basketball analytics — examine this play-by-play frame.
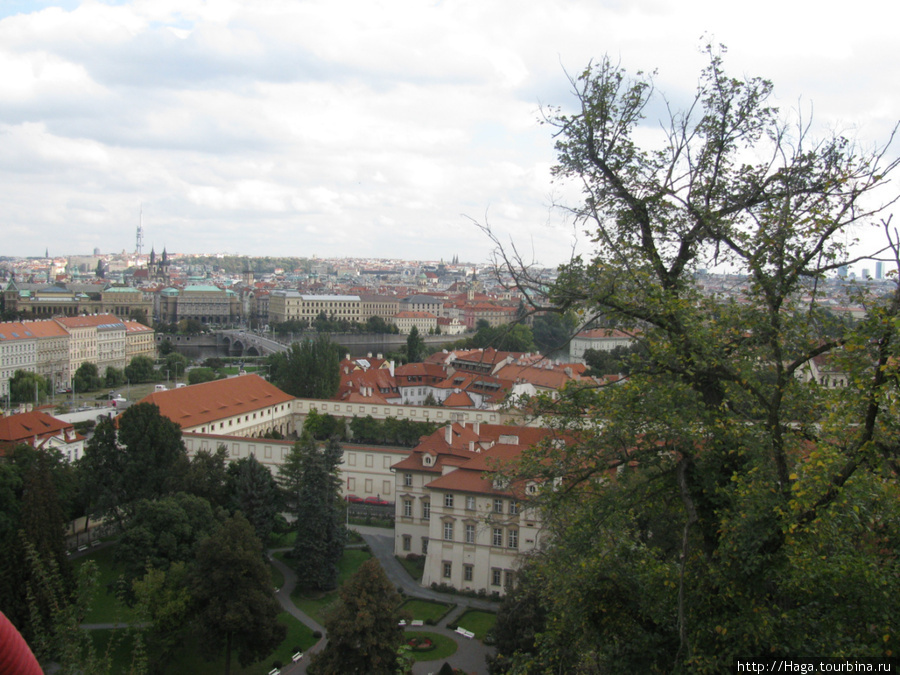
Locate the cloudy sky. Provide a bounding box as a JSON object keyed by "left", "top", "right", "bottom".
{"left": 1, "top": 0, "right": 897, "bottom": 267}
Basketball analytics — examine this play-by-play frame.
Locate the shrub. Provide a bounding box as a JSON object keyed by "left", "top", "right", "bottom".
{"left": 312, "top": 630, "right": 322, "bottom": 639}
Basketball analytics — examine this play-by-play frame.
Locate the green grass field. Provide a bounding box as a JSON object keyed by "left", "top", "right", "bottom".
{"left": 399, "top": 598, "right": 453, "bottom": 623}
{"left": 90, "top": 612, "right": 316, "bottom": 675}
{"left": 290, "top": 548, "right": 373, "bottom": 624}
{"left": 396, "top": 554, "right": 425, "bottom": 581}
{"left": 456, "top": 609, "right": 497, "bottom": 639}
{"left": 73, "top": 545, "right": 137, "bottom": 624}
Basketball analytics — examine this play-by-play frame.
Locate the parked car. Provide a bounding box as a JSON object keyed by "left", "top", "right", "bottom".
{"left": 364, "top": 496, "right": 390, "bottom": 507}
{"left": 345, "top": 494, "right": 364, "bottom": 504}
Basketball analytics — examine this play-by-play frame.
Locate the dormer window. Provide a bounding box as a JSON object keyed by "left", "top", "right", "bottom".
{"left": 423, "top": 455, "right": 433, "bottom": 466}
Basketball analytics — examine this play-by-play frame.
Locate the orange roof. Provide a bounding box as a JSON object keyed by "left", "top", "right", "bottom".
{"left": 0, "top": 322, "right": 37, "bottom": 341}
{"left": 55, "top": 314, "right": 125, "bottom": 329}
{"left": 134, "top": 374, "right": 294, "bottom": 431}
{"left": 0, "top": 410, "right": 79, "bottom": 455}
{"left": 16, "top": 321, "right": 69, "bottom": 338}
{"left": 122, "top": 320, "right": 153, "bottom": 333}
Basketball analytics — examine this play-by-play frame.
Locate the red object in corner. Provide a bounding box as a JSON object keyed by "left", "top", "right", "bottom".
{"left": 0, "top": 610, "right": 43, "bottom": 675}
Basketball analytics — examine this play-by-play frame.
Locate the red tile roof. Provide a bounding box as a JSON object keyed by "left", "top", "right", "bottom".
{"left": 135, "top": 374, "right": 294, "bottom": 431}
{"left": 0, "top": 410, "right": 79, "bottom": 455}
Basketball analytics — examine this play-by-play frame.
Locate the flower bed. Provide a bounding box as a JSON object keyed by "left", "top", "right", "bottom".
{"left": 406, "top": 636, "right": 435, "bottom": 652}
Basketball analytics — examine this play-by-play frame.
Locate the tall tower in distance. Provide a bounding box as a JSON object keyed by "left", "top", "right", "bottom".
{"left": 136, "top": 204, "right": 145, "bottom": 256}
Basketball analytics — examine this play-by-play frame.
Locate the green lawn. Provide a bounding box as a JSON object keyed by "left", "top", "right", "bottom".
{"left": 396, "top": 554, "right": 425, "bottom": 581}
{"left": 456, "top": 610, "right": 497, "bottom": 639}
{"left": 403, "top": 630, "right": 458, "bottom": 662}
{"left": 290, "top": 548, "right": 373, "bottom": 624}
{"left": 73, "top": 545, "right": 137, "bottom": 624}
{"left": 90, "top": 612, "right": 316, "bottom": 675}
{"left": 399, "top": 598, "right": 453, "bottom": 623}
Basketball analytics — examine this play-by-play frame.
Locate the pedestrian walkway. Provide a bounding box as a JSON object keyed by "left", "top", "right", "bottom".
{"left": 271, "top": 526, "right": 497, "bottom": 675}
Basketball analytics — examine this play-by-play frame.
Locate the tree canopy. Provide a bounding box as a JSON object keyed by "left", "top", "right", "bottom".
{"left": 266, "top": 335, "right": 341, "bottom": 399}
{"left": 491, "top": 47, "right": 900, "bottom": 672}
{"left": 191, "top": 513, "right": 285, "bottom": 675}
{"left": 308, "top": 558, "right": 407, "bottom": 674}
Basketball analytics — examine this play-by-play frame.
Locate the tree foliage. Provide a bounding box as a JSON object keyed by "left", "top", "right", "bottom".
{"left": 348, "top": 415, "right": 439, "bottom": 446}
{"left": 227, "top": 454, "right": 280, "bottom": 547}
{"left": 115, "top": 492, "right": 220, "bottom": 590}
{"left": 308, "top": 558, "right": 407, "bottom": 675}
{"left": 491, "top": 48, "right": 900, "bottom": 672}
{"left": 290, "top": 435, "right": 345, "bottom": 591}
{"left": 405, "top": 326, "right": 426, "bottom": 363}
{"left": 81, "top": 404, "right": 188, "bottom": 525}
{"left": 8, "top": 370, "right": 50, "bottom": 405}
{"left": 124, "top": 355, "right": 156, "bottom": 383}
{"left": 266, "top": 335, "right": 341, "bottom": 399}
{"left": 72, "top": 362, "right": 102, "bottom": 393}
{"left": 191, "top": 513, "right": 285, "bottom": 675}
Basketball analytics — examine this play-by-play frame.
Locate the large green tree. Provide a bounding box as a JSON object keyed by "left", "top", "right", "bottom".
{"left": 191, "top": 513, "right": 285, "bottom": 675}
{"left": 115, "top": 492, "right": 219, "bottom": 590}
{"left": 492, "top": 48, "right": 900, "bottom": 672}
{"left": 227, "top": 454, "right": 280, "bottom": 547}
{"left": 266, "top": 334, "right": 341, "bottom": 399}
{"left": 124, "top": 355, "right": 156, "bottom": 383}
{"left": 290, "top": 434, "right": 345, "bottom": 590}
{"left": 308, "top": 558, "right": 407, "bottom": 675}
{"left": 8, "top": 370, "right": 50, "bottom": 405}
{"left": 72, "top": 362, "right": 102, "bottom": 393}
{"left": 81, "top": 404, "right": 188, "bottom": 525}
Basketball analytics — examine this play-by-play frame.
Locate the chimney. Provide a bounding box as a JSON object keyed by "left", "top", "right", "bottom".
{"left": 473, "top": 421, "right": 480, "bottom": 435}
{"left": 377, "top": 353, "right": 383, "bottom": 359}
{"left": 469, "top": 441, "right": 475, "bottom": 453}
{"left": 445, "top": 424, "right": 453, "bottom": 444}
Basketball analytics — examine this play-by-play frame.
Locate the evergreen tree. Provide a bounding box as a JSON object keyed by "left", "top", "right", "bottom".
{"left": 291, "top": 435, "right": 345, "bottom": 590}
{"left": 266, "top": 334, "right": 341, "bottom": 399}
{"left": 308, "top": 558, "right": 407, "bottom": 675}
{"left": 405, "top": 326, "right": 426, "bottom": 363}
{"left": 228, "top": 454, "right": 279, "bottom": 547}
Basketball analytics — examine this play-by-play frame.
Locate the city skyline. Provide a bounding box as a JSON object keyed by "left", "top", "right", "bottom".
{"left": 1, "top": 0, "right": 897, "bottom": 267}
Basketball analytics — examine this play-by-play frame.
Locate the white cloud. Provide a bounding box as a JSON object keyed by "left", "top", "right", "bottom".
{"left": 0, "top": 0, "right": 896, "bottom": 266}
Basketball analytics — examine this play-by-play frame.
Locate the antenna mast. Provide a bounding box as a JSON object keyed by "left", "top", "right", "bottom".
{"left": 136, "top": 204, "right": 145, "bottom": 255}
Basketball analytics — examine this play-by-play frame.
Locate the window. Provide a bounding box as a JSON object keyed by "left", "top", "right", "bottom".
{"left": 404, "top": 473, "right": 413, "bottom": 487}
{"left": 365, "top": 454, "right": 373, "bottom": 467}
{"left": 402, "top": 535, "right": 411, "bottom": 551}
{"left": 493, "top": 498, "right": 504, "bottom": 514}
{"left": 443, "top": 521, "right": 454, "bottom": 541}
{"left": 347, "top": 477, "right": 355, "bottom": 490}
{"left": 423, "top": 501, "right": 431, "bottom": 520}
{"left": 464, "top": 564, "right": 473, "bottom": 581}
{"left": 493, "top": 527, "right": 503, "bottom": 547}
{"left": 403, "top": 500, "right": 412, "bottom": 517}
{"left": 466, "top": 495, "right": 476, "bottom": 510}
{"left": 422, "top": 537, "right": 429, "bottom": 554}
{"left": 492, "top": 568, "right": 502, "bottom": 586}
{"left": 508, "top": 529, "right": 518, "bottom": 549}
{"left": 465, "top": 524, "right": 475, "bottom": 544}
{"left": 365, "top": 478, "right": 372, "bottom": 493}
{"left": 443, "top": 562, "right": 452, "bottom": 578}
{"left": 348, "top": 453, "right": 357, "bottom": 466}
{"left": 444, "top": 493, "right": 454, "bottom": 508}
{"left": 510, "top": 500, "right": 518, "bottom": 515}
